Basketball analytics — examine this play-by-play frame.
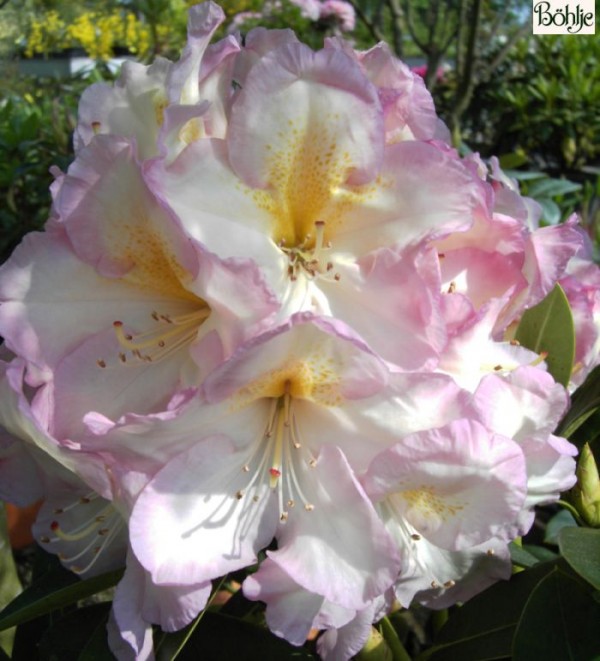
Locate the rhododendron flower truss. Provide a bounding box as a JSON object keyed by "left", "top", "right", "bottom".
{"left": 148, "top": 40, "right": 484, "bottom": 368}
{"left": 0, "top": 134, "right": 276, "bottom": 434}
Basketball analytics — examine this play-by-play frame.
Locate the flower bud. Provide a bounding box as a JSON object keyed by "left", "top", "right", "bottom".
{"left": 572, "top": 443, "right": 600, "bottom": 527}
{"left": 356, "top": 626, "right": 393, "bottom": 661}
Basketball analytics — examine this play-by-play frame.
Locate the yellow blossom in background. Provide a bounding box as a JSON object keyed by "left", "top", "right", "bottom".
{"left": 24, "top": 9, "right": 152, "bottom": 62}
{"left": 25, "top": 10, "right": 67, "bottom": 58}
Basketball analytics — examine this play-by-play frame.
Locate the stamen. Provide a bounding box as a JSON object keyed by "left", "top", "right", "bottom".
{"left": 112, "top": 306, "right": 210, "bottom": 365}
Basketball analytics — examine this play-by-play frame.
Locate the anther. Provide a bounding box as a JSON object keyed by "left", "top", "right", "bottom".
{"left": 438, "top": 252, "right": 446, "bottom": 258}
{"left": 447, "top": 281, "right": 456, "bottom": 294}
{"left": 91, "top": 121, "right": 101, "bottom": 134}
{"left": 287, "top": 499, "right": 295, "bottom": 508}
{"left": 97, "top": 528, "right": 109, "bottom": 536}
{"left": 39, "top": 536, "right": 50, "bottom": 543}
{"left": 510, "top": 339, "right": 520, "bottom": 346}
{"left": 80, "top": 497, "right": 91, "bottom": 504}
{"left": 235, "top": 490, "right": 244, "bottom": 500}
{"left": 119, "top": 353, "right": 127, "bottom": 363}
{"left": 253, "top": 495, "right": 260, "bottom": 502}
{"left": 269, "top": 468, "right": 281, "bottom": 478}
{"left": 50, "top": 521, "right": 60, "bottom": 531}
{"left": 95, "top": 516, "right": 106, "bottom": 522}
{"left": 304, "top": 504, "right": 315, "bottom": 512}
{"left": 411, "top": 533, "right": 421, "bottom": 541}
{"left": 493, "top": 364, "right": 503, "bottom": 371}
{"left": 444, "top": 580, "right": 456, "bottom": 588}
{"left": 308, "top": 458, "right": 317, "bottom": 468}
{"left": 280, "top": 511, "right": 288, "bottom": 521}
{"left": 242, "top": 465, "right": 250, "bottom": 473}
{"left": 334, "top": 273, "right": 341, "bottom": 281}
{"left": 151, "top": 311, "right": 160, "bottom": 321}
{"left": 486, "top": 549, "right": 495, "bottom": 556}
{"left": 430, "top": 581, "right": 439, "bottom": 588}
{"left": 293, "top": 442, "right": 301, "bottom": 449}
{"left": 53, "top": 508, "right": 64, "bottom": 514}
{"left": 96, "top": 359, "right": 106, "bottom": 368}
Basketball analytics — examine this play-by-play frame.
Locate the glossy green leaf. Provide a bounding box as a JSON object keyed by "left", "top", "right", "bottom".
{"left": 556, "top": 365, "right": 600, "bottom": 441}
{"left": 419, "top": 560, "right": 561, "bottom": 661}
{"left": 37, "top": 602, "right": 113, "bottom": 661}
{"left": 512, "top": 566, "right": 600, "bottom": 660}
{"left": 515, "top": 284, "right": 575, "bottom": 387}
{"left": 157, "top": 611, "right": 316, "bottom": 661}
{"left": 509, "top": 542, "right": 541, "bottom": 568}
{"left": 0, "top": 566, "right": 123, "bottom": 632}
{"left": 558, "top": 527, "right": 600, "bottom": 590}
{"left": 544, "top": 509, "right": 577, "bottom": 545}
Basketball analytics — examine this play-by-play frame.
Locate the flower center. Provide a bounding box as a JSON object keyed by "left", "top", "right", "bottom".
{"left": 279, "top": 220, "right": 341, "bottom": 282}
{"left": 238, "top": 381, "right": 318, "bottom": 522}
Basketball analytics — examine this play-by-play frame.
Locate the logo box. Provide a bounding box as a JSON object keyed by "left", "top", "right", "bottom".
{"left": 532, "top": 0, "right": 595, "bottom": 34}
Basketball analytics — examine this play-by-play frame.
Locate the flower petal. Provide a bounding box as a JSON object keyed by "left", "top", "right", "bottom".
{"left": 270, "top": 445, "right": 400, "bottom": 610}
{"left": 130, "top": 435, "right": 278, "bottom": 585}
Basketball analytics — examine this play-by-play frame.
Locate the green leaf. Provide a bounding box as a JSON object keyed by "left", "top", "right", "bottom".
{"left": 0, "top": 505, "right": 21, "bottom": 656}
{"left": 0, "top": 566, "right": 123, "bottom": 632}
{"left": 419, "top": 560, "right": 561, "bottom": 660}
{"left": 520, "top": 544, "right": 558, "bottom": 563}
{"left": 498, "top": 153, "right": 528, "bottom": 170}
{"left": 503, "top": 170, "right": 545, "bottom": 181}
{"left": 544, "top": 509, "right": 577, "bottom": 545}
{"left": 509, "top": 542, "right": 541, "bottom": 568}
{"left": 536, "top": 197, "right": 561, "bottom": 225}
{"left": 515, "top": 284, "right": 575, "bottom": 387}
{"left": 157, "top": 611, "right": 316, "bottom": 661}
{"left": 527, "top": 177, "right": 582, "bottom": 199}
{"left": 512, "top": 566, "right": 600, "bottom": 660}
{"left": 556, "top": 365, "right": 600, "bottom": 441}
{"left": 558, "top": 527, "right": 600, "bottom": 590}
{"left": 37, "top": 603, "right": 113, "bottom": 661}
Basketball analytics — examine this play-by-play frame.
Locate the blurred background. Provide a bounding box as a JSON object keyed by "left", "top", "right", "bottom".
{"left": 0, "top": 0, "right": 598, "bottom": 265}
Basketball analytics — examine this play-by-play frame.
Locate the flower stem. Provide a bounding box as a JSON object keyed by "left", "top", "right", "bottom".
{"left": 380, "top": 616, "right": 411, "bottom": 661}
